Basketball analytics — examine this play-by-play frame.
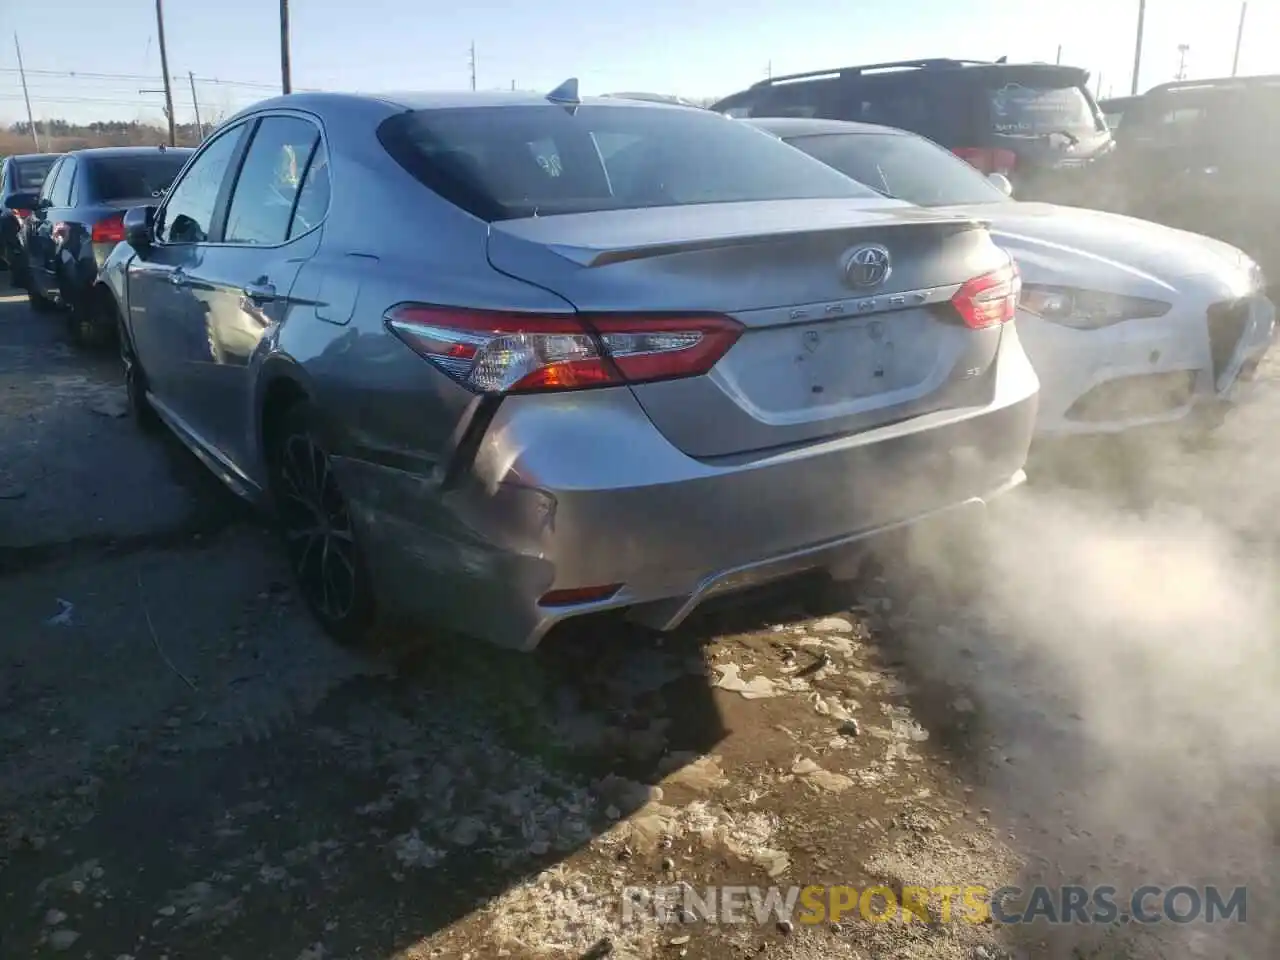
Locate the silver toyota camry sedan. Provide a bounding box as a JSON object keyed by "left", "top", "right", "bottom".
{"left": 99, "top": 85, "right": 1039, "bottom": 650}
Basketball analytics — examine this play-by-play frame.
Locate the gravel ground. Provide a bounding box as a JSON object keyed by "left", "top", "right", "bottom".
{"left": 0, "top": 290, "right": 1276, "bottom": 960}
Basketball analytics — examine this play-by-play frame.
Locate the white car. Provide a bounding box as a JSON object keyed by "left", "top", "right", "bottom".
{"left": 748, "top": 117, "right": 1276, "bottom": 439}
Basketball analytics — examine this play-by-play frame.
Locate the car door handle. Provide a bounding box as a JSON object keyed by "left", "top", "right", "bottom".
{"left": 243, "top": 279, "right": 277, "bottom": 304}
{"left": 170, "top": 270, "right": 190, "bottom": 287}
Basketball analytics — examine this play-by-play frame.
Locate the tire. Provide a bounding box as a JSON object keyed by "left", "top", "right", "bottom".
{"left": 66, "top": 286, "right": 114, "bottom": 350}
{"left": 117, "top": 307, "right": 161, "bottom": 434}
{"left": 26, "top": 284, "right": 57, "bottom": 314}
{"left": 268, "top": 401, "right": 378, "bottom": 646}
{"left": 7, "top": 251, "right": 28, "bottom": 290}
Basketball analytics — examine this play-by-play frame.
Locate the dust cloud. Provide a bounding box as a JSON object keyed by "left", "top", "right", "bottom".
{"left": 890, "top": 384, "right": 1280, "bottom": 957}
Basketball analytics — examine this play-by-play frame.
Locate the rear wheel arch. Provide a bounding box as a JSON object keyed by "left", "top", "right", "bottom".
{"left": 259, "top": 371, "right": 313, "bottom": 470}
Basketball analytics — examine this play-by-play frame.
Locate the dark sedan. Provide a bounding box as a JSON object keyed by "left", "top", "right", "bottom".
{"left": 11, "top": 146, "right": 193, "bottom": 344}
{"left": 0, "top": 152, "right": 60, "bottom": 274}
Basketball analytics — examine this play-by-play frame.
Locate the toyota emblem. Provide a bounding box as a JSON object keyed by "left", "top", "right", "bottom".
{"left": 843, "top": 245, "right": 892, "bottom": 289}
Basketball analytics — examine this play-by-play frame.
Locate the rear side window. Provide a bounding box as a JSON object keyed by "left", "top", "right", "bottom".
{"left": 840, "top": 80, "right": 972, "bottom": 143}
{"left": 14, "top": 159, "right": 54, "bottom": 191}
{"left": 378, "top": 104, "right": 880, "bottom": 221}
{"left": 49, "top": 159, "right": 74, "bottom": 207}
{"left": 38, "top": 160, "right": 63, "bottom": 202}
{"left": 87, "top": 154, "right": 191, "bottom": 203}
{"left": 720, "top": 75, "right": 973, "bottom": 144}
{"left": 987, "top": 81, "right": 1103, "bottom": 137}
{"left": 289, "top": 142, "right": 330, "bottom": 238}
{"left": 223, "top": 116, "right": 321, "bottom": 244}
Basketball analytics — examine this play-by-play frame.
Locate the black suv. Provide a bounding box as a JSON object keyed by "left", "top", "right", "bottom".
{"left": 712, "top": 58, "right": 1114, "bottom": 204}
{"left": 1109, "top": 74, "right": 1280, "bottom": 283}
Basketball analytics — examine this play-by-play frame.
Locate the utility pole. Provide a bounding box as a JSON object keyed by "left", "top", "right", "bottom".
{"left": 1096, "top": 71, "right": 1104, "bottom": 99}
{"left": 154, "top": 0, "right": 177, "bottom": 146}
{"left": 1176, "top": 43, "right": 1190, "bottom": 81}
{"left": 13, "top": 33, "right": 38, "bottom": 151}
{"left": 188, "top": 71, "right": 204, "bottom": 140}
{"left": 1130, "top": 0, "right": 1146, "bottom": 94}
{"left": 1232, "top": 2, "right": 1248, "bottom": 77}
{"left": 767, "top": 60, "right": 772, "bottom": 79}
{"left": 468, "top": 41, "right": 476, "bottom": 90}
{"left": 280, "top": 0, "right": 292, "bottom": 93}
{"left": 1055, "top": 45, "right": 1062, "bottom": 65}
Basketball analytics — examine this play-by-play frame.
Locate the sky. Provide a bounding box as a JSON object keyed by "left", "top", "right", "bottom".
{"left": 0, "top": 0, "right": 1274, "bottom": 127}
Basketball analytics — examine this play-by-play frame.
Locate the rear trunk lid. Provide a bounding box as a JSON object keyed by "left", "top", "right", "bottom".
{"left": 487, "top": 198, "right": 1010, "bottom": 458}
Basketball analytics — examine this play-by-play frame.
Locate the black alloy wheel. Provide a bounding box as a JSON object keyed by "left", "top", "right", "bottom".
{"left": 270, "top": 403, "right": 376, "bottom": 644}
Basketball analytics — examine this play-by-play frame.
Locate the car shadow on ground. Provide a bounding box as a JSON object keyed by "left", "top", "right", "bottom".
{"left": 3, "top": 559, "right": 849, "bottom": 958}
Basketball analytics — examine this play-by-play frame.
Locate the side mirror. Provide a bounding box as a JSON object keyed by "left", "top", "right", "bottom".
{"left": 124, "top": 205, "right": 157, "bottom": 250}
{"left": 4, "top": 191, "right": 39, "bottom": 212}
{"left": 988, "top": 173, "right": 1014, "bottom": 198}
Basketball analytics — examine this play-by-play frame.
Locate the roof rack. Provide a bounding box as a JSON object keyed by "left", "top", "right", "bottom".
{"left": 1145, "top": 73, "right": 1280, "bottom": 96}
{"left": 751, "top": 58, "right": 998, "bottom": 88}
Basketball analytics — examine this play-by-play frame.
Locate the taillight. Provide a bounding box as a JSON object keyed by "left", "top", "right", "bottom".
{"left": 384, "top": 305, "right": 744, "bottom": 394}
{"left": 13, "top": 208, "right": 31, "bottom": 220}
{"left": 952, "top": 147, "right": 1017, "bottom": 176}
{"left": 951, "top": 261, "right": 1021, "bottom": 330}
{"left": 91, "top": 213, "right": 126, "bottom": 244}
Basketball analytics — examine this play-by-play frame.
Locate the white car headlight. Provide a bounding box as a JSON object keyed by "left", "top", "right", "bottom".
{"left": 1246, "top": 257, "right": 1267, "bottom": 293}
{"left": 1020, "top": 284, "right": 1173, "bottom": 330}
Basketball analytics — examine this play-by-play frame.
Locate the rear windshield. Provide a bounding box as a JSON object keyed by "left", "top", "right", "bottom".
{"left": 14, "top": 159, "right": 55, "bottom": 191}
{"left": 988, "top": 82, "right": 1102, "bottom": 137}
{"left": 86, "top": 153, "right": 191, "bottom": 202}
{"left": 785, "top": 131, "right": 1008, "bottom": 207}
{"left": 378, "top": 104, "right": 880, "bottom": 221}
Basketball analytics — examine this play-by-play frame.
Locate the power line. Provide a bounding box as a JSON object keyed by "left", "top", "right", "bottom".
{"left": 0, "top": 66, "right": 300, "bottom": 91}
{"left": 0, "top": 92, "right": 205, "bottom": 107}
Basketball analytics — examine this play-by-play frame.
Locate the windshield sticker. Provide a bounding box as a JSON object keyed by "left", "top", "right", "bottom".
{"left": 990, "top": 83, "right": 1089, "bottom": 134}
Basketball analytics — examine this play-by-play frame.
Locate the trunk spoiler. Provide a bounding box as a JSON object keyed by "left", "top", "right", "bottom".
{"left": 489, "top": 200, "right": 985, "bottom": 268}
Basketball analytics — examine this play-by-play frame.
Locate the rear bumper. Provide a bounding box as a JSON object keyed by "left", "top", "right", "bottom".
{"left": 338, "top": 327, "right": 1038, "bottom": 650}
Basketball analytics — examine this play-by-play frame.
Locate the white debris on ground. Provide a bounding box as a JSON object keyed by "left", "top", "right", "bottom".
{"left": 790, "top": 756, "right": 856, "bottom": 794}
{"left": 484, "top": 864, "right": 655, "bottom": 960}
{"left": 712, "top": 662, "right": 780, "bottom": 699}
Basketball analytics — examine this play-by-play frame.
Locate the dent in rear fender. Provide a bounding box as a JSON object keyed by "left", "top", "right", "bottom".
{"left": 333, "top": 455, "right": 559, "bottom": 645}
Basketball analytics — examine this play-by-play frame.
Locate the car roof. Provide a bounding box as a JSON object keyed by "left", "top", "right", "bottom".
{"left": 603, "top": 91, "right": 699, "bottom": 107}
{"left": 744, "top": 117, "right": 903, "bottom": 138}
{"left": 8, "top": 152, "right": 62, "bottom": 164}
{"left": 750, "top": 59, "right": 1088, "bottom": 90}
{"left": 67, "top": 145, "right": 196, "bottom": 160}
{"left": 239, "top": 89, "right": 694, "bottom": 116}
{"left": 1144, "top": 73, "right": 1280, "bottom": 98}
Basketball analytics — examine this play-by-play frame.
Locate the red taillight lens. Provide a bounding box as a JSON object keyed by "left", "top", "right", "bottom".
{"left": 91, "top": 213, "right": 126, "bottom": 244}
{"left": 952, "top": 147, "right": 1017, "bottom": 176}
{"left": 951, "top": 260, "right": 1021, "bottom": 330}
{"left": 13, "top": 209, "right": 31, "bottom": 220}
{"left": 384, "top": 305, "right": 743, "bottom": 394}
